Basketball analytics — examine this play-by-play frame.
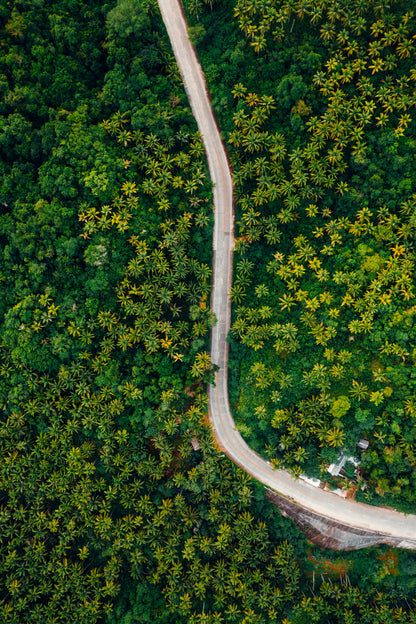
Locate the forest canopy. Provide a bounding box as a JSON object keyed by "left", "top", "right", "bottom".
{"left": 1, "top": 0, "right": 416, "bottom": 622}
{"left": 184, "top": 0, "right": 416, "bottom": 511}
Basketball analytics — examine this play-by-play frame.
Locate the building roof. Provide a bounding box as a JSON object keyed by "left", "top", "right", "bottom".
{"left": 327, "top": 452, "right": 358, "bottom": 477}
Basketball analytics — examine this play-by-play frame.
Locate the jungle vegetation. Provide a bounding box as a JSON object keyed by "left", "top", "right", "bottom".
{"left": 1, "top": 0, "right": 416, "bottom": 622}
{"left": 183, "top": 0, "right": 416, "bottom": 512}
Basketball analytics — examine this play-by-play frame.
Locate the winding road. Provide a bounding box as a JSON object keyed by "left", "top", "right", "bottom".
{"left": 158, "top": 0, "right": 416, "bottom": 549}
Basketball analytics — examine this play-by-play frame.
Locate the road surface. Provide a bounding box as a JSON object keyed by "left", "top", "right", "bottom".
{"left": 157, "top": 0, "right": 416, "bottom": 548}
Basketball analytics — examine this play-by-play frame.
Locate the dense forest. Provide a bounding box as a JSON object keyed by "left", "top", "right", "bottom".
{"left": 183, "top": 0, "right": 416, "bottom": 512}
{"left": 1, "top": 0, "right": 416, "bottom": 622}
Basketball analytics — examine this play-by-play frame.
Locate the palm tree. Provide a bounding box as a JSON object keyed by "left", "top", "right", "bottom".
{"left": 191, "top": 351, "right": 213, "bottom": 380}
{"left": 232, "top": 82, "right": 247, "bottom": 99}
{"left": 230, "top": 283, "right": 246, "bottom": 304}
{"left": 325, "top": 427, "right": 345, "bottom": 448}
{"left": 242, "top": 130, "right": 267, "bottom": 153}
{"left": 293, "top": 446, "right": 308, "bottom": 464}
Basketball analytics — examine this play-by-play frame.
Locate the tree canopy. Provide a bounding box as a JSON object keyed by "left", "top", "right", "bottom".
{"left": 1, "top": 0, "right": 416, "bottom": 621}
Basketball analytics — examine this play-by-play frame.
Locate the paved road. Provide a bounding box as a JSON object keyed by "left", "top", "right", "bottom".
{"left": 158, "top": 0, "right": 416, "bottom": 548}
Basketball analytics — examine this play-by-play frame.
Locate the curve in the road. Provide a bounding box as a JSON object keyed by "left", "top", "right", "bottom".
{"left": 158, "top": 0, "right": 416, "bottom": 548}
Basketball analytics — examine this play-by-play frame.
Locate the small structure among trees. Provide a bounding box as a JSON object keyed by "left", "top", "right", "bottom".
{"left": 327, "top": 451, "right": 359, "bottom": 477}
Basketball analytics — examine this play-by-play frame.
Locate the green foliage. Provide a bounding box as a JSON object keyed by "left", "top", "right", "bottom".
{"left": 190, "top": 0, "right": 416, "bottom": 509}
{"left": 106, "top": 0, "right": 151, "bottom": 40}
{"left": 0, "top": 0, "right": 217, "bottom": 620}
{"left": 2, "top": 0, "right": 416, "bottom": 622}
{"left": 188, "top": 24, "right": 206, "bottom": 46}
{"left": 331, "top": 396, "right": 351, "bottom": 419}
